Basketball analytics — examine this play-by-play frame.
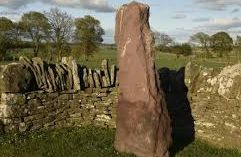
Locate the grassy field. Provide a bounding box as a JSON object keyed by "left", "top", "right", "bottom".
{"left": 0, "top": 126, "right": 240, "bottom": 157}
{"left": 7, "top": 46, "right": 241, "bottom": 70}
{"left": 74, "top": 47, "right": 241, "bottom": 70}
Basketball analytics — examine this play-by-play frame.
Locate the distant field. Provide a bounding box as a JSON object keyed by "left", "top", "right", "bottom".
{"left": 3, "top": 46, "right": 241, "bottom": 70}
{"left": 0, "top": 126, "right": 240, "bottom": 157}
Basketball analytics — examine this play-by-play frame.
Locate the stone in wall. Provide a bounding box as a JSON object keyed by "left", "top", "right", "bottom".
{"left": 83, "top": 68, "right": 89, "bottom": 88}
{"left": 32, "top": 57, "right": 48, "bottom": 90}
{"left": 93, "top": 71, "right": 101, "bottom": 88}
{"left": 115, "top": 2, "right": 172, "bottom": 157}
{"left": 19, "top": 57, "right": 43, "bottom": 89}
{"left": 62, "top": 57, "right": 81, "bottom": 91}
{"left": 55, "top": 64, "right": 68, "bottom": 91}
{"left": 101, "top": 59, "right": 111, "bottom": 86}
{"left": 88, "top": 69, "right": 95, "bottom": 88}
{"left": 0, "top": 63, "right": 36, "bottom": 93}
{"left": 110, "top": 65, "right": 117, "bottom": 87}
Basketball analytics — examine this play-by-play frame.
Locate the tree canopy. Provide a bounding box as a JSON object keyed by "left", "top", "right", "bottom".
{"left": 45, "top": 8, "right": 74, "bottom": 61}
{"left": 75, "top": 15, "right": 104, "bottom": 57}
{"left": 19, "top": 11, "right": 50, "bottom": 57}
{"left": 210, "top": 32, "right": 233, "bottom": 57}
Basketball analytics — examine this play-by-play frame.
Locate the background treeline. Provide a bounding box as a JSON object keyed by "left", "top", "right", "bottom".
{"left": 0, "top": 8, "right": 105, "bottom": 62}
{"left": 1, "top": 7, "right": 241, "bottom": 63}
{"left": 154, "top": 31, "right": 241, "bottom": 59}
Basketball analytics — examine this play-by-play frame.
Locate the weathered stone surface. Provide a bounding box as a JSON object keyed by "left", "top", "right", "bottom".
{"left": 32, "top": 57, "right": 48, "bottom": 90}
{"left": 19, "top": 57, "right": 42, "bottom": 89}
{"left": 93, "top": 71, "right": 101, "bottom": 88}
{"left": 101, "top": 59, "right": 111, "bottom": 86}
{"left": 62, "top": 57, "right": 81, "bottom": 91}
{"left": 0, "top": 63, "right": 36, "bottom": 93}
{"left": 110, "top": 65, "right": 117, "bottom": 86}
{"left": 115, "top": 2, "right": 172, "bottom": 157}
{"left": 185, "top": 62, "right": 241, "bottom": 100}
{"left": 88, "top": 69, "right": 95, "bottom": 88}
{"left": 47, "top": 66, "right": 57, "bottom": 92}
{"left": 55, "top": 64, "right": 68, "bottom": 91}
{"left": 83, "top": 68, "right": 89, "bottom": 88}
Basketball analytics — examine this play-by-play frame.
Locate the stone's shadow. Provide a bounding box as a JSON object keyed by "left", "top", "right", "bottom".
{"left": 158, "top": 67, "right": 195, "bottom": 157}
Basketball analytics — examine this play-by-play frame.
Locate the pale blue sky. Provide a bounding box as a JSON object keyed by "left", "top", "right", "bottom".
{"left": 1, "top": 0, "right": 241, "bottom": 43}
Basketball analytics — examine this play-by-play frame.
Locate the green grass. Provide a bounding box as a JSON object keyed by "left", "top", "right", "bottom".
{"left": 9, "top": 47, "right": 241, "bottom": 70}
{"left": 0, "top": 127, "right": 240, "bottom": 157}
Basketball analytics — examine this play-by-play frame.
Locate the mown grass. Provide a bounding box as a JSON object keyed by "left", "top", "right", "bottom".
{"left": 0, "top": 126, "right": 240, "bottom": 157}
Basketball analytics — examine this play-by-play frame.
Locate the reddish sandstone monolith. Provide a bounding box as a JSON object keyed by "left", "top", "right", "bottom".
{"left": 114, "top": 2, "right": 172, "bottom": 157}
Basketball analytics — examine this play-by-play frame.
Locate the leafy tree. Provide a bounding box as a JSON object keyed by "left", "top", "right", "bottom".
{"left": 0, "top": 17, "right": 15, "bottom": 60}
{"left": 190, "top": 32, "right": 210, "bottom": 58}
{"left": 172, "top": 43, "right": 192, "bottom": 56}
{"left": 45, "top": 8, "right": 74, "bottom": 62}
{"left": 75, "top": 15, "right": 104, "bottom": 59}
{"left": 210, "top": 32, "right": 233, "bottom": 57}
{"left": 0, "top": 17, "right": 14, "bottom": 33}
{"left": 19, "top": 11, "right": 50, "bottom": 57}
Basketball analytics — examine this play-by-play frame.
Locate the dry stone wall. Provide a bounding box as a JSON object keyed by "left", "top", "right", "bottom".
{"left": 0, "top": 88, "right": 117, "bottom": 133}
{"left": 0, "top": 57, "right": 118, "bottom": 133}
{"left": 185, "top": 62, "right": 241, "bottom": 149}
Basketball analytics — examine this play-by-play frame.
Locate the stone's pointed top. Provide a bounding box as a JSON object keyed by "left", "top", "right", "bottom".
{"left": 118, "top": 1, "right": 150, "bottom": 11}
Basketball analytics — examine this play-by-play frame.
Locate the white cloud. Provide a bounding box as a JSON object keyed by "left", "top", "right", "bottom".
{"left": 205, "top": 18, "right": 241, "bottom": 30}
{"left": 0, "top": 0, "right": 114, "bottom": 12}
{"left": 196, "top": 0, "right": 241, "bottom": 10}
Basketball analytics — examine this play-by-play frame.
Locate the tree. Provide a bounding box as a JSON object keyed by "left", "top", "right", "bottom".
{"left": 190, "top": 32, "right": 210, "bottom": 58}
{"left": 153, "top": 32, "right": 173, "bottom": 51}
{"left": 19, "top": 11, "right": 50, "bottom": 57}
{"left": 210, "top": 32, "right": 233, "bottom": 57}
{"left": 172, "top": 43, "right": 192, "bottom": 56}
{"left": 0, "top": 17, "right": 14, "bottom": 33}
{"left": 234, "top": 36, "right": 241, "bottom": 62}
{"left": 45, "top": 8, "right": 74, "bottom": 62}
{"left": 75, "top": 15, "right": 104, "bottom": 58}
{"left": 0, "top": 17, "right": 15, "bottom": 60}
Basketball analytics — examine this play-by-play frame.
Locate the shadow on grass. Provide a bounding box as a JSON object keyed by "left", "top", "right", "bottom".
{"left": 158, "top": 67, "right": 195, "bottom": 157}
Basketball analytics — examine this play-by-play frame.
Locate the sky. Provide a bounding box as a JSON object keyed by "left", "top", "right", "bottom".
{"left": 1, "top": 0, "right": 241, "bottom": 43}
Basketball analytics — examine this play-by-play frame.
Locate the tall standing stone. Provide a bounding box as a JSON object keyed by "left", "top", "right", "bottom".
{"left": 114, "top": 2, "right": 172, "bottom": 157}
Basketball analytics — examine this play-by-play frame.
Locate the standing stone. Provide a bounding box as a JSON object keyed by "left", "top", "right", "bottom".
{"left": 114, "top": 2, "right": 172, "bottom": 157}
{"left": 101, "top": 59, "right": 111, "bottom": 86}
